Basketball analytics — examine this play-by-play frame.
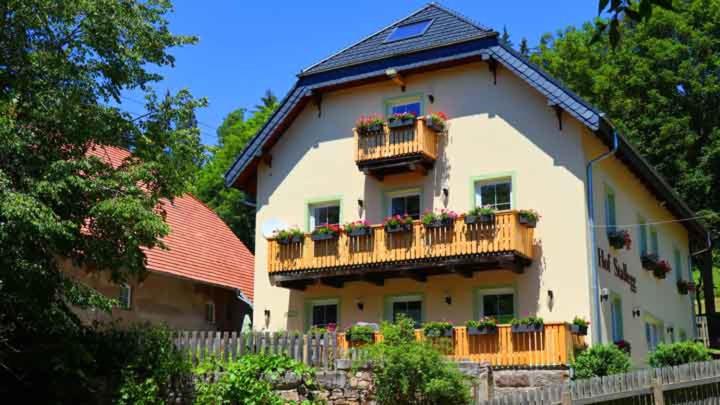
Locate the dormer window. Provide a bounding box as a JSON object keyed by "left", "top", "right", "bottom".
{"left": 385, "top": 19, "right": 433, "bottom": 43}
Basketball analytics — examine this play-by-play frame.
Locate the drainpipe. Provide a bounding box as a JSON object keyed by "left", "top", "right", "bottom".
{"left": 586, "top": 130, "right": 619, "bottom": 346}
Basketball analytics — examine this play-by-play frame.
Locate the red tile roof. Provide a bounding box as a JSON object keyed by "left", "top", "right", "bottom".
{"left": 87, "top": 145, "right": 254, "bottom": 300}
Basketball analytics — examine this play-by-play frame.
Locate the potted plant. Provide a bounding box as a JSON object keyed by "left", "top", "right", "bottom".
{"left": 344, "top": 220, "right": 371, "bottom": 237}
{"left": 345, "top": 324, "right": 375, "bottom": 344}
{"left": 607, "top": 229, "right": 632, "bottom": 250}
{"left": 356, "top": 114, "right": 384, "bottom": 135}
{"left": 275, "top": 227, "right": 304, "bottom": 245}
{"left": 653, "top": 259, "right": 672, "bottom": 279}
{"left": 425, "top": 111, "right": 448, "bottom": 132}
{"left": 384, "top": 214, "right": 414, "bottom": 233}
{"left": 311, "top": 223, "right": 340, "bottom": 241}
{"left": 641, "top": 253, "right": 659, "bottom": 271}
{"left": 518, "top": 209, "right": 540, "bottom": 228}
{"left": 387, "top": 111, "right": 417, "bottom": 129}
{"left": 466, "top": 317, "right": 498, "bottom": 335}
{"left": 423, "top": 321, "right": 453, "bottom": 337}
{"left": 570, "top": 317, "right": 589, "bottom": 336}
{"left": 421, "top": 209, "right": 458, "bottom": 229}
{"left": 614, "top": 339, "right": 631, "bottom": 355}
{"left": 510, "top": 316, "right": 544, "bottom": 333}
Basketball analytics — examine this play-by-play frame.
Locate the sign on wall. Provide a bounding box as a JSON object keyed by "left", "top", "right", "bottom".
{"left": 598, "top": 248, "right": 637, "bottom": 293}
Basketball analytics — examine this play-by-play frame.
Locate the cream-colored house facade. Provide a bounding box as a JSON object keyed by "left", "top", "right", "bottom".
{"left": 226, "top": 4, "right": 706, "bottom": 365}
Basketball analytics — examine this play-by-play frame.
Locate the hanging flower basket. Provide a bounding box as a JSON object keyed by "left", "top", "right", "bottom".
{"left": 653, "top": 259, "right": 672, "bottom": 279}
{"left": 641, "top": 253, "right": 659, "bottom": 271}
{"left": 607, "top": 229, "right": 632, "bottom": 250}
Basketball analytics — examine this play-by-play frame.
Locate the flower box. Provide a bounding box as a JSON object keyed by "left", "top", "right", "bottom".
{"left": 641, "top": 253, "right": 659, "bottom": 271}
{"left": 479, "top": 214, "right": 495, "bottom": 224}
{"left": 425, "top": 117, "right": 444, "bottom": 132}
{"left": 424, "top": 218, "right": 454, "bottom": 229}
{"left": 348, "top": 227, "right": 371, "bottom": 237}
{"left": 277, "top": 235, "right": 303, "bottom": 245}
{"left": 464, "top": 215, "right": 478, "bottom": 225}
{"left": 311, "top": 232, "right": 338, "bottom": 242}
{"left": 607, "top": 229, "right": 631, "bottom": 250}
{"left": 467, "top": 326, "right": 498, "bottom": 335}
{"left": 518, "top": 216, "right": 537, "bottom": 228}
{"left": 652, "top": 259, "right": 671, "bottom": 279}
{"left": 511, "top": 324, "right": 544, "bottom": 333}
{"left": 388, "top": 118, "right": 415, "bottom": 129}
{"left": 425, "top": 329, "right": 453, "bottom": 338}
{"left": 518, "top": 209, "right": 540, "bottom": 228}
{"left": 385, "top": 223, "right": 412, "bottom": 234}
{"left": 358, "top": 123, "right": 383, "bottom": 134}
{"left": 570, "top": 324, "right": 588, "bottom": 336}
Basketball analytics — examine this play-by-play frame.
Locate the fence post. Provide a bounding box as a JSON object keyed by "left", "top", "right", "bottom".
{"left": 561, "top": 390, "right": 572, "bottom": 405}
{"left": 652, "top": 378, "right": 665, "bottom": 405}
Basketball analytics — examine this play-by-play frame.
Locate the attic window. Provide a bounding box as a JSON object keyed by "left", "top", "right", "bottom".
{"left": 385, "top": 19, "right": 433, "bottom": 43}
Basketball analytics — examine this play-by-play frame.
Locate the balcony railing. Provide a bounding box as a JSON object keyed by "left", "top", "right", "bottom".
{"left": 354, "top": 117, "right": 439, "bottom": 176}
{"left": 337, "top": 323, "right": 580, "bottom": 367}
{"left": 267, "top": 211, "right": 534, "bottom": 279}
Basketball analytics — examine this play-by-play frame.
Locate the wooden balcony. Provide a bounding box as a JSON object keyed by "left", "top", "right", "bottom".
{"left": 337, "top": 323, "right": 581, "bottom": 367}
{"left": 268, "top": 211, "right": 534, "bottom": 289}
{"left": 354, "top": 117, "right": 440, "bottom": 179}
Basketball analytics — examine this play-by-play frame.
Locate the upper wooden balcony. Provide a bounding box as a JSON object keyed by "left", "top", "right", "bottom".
{"left": 354, "top": 117, "right": 440, "bottom": 179}
{"left": 268, "top": 211, "right": 534, "bottom": 289}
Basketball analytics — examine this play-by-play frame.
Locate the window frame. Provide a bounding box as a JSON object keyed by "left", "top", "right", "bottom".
{"left": 604, "top": 186, "right": 617, "bottom": 232}
{"left": 305, "top": 298, "right": 340, "bottom": 330}
{"left": 474, "top": 287, "right": 516, "bottom": 324}
{"left": 385, "top": 188, "right": 422, "bottom": 219}
{"left": 610, "top": 293, "right": 624, "bottom": 342}
{"left": 384, "top": 19, "right": 434, "bottom": 43}
{"left": 305, "top": 196, "right": 342, "bottom": 232}
{"left": 384, "top": 293, "right": 424, "bottom": 327}
{"left": 384, "top": 94, "right": 424, "bottom": 118}
{"left": 119, "top": 283, "right": 132, "bottom": 310}
{"left": 644, "top": 312, "right": 664, "bottom": 351}
{"left": 471, "top": 174, "right": 516, "bottom": 212}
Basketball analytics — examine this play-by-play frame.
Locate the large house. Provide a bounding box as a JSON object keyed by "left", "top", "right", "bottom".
{"left": 67, "top": 146, "right": 254, "bottom": 331}
{"left": 225, "top": 3, "right": 708, "bottom": 364}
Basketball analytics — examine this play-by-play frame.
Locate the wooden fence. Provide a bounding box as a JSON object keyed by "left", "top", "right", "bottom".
{"left": 478, "top": 359, "right": 720, "bottom": 404}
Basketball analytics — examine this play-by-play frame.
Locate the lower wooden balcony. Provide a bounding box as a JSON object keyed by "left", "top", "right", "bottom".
{"left": 268, "top": 211, "right": 534, "bottom": 289}
{"left": 337, "top": 323, "right": 582, "bottom": 367}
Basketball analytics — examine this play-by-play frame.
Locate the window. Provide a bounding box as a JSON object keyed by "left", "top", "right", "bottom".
{"left": 386, "top": 95, "right": 423, "bottom": 118}
{"left": 388, "top": 190, "right": 421, "bottom": 219}
{"left": 650, "top": 226, "right": 659, "bottom": 255}
{"left": 205, "top": 302, "right": 216, "bottom": 324}
{"left": 385, "top": 19, "right": 433, "bottom": 43}
{"left": 674, "top": 248, "right": 683, "bottom": 282}
{"left": 638, "top": 216, "right": 648, "bottom": 257}
{"left": 645, "top": 319, "right": 664, "bottom": 351}
{"left": 309, "top": 201, "right": 340, "bottom": 229}
{"left": 679, "top": 329, "right": 687, "bottom": 341}
{"left": 389, "top": 295, "right": 423, "bottom": 327}
{"left": 605, "top": 188, "right": 617, "bottom": 232}
{"left": 309, "top": 299, "right": 338, "bottom": 328}
{"left": 119, "top": 284, "right": 132, "bottom": 310}
{"left": 475, "top": 178, "right": 512, "bottom": 211}
{"left": 477, "top": 288, "right": 515, "bottom": 324}
{"left": 610, "top": 296, "right": 624, "bottom": 342}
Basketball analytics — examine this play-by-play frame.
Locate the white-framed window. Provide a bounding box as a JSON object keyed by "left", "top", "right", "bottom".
{"left": 386, "top": 95, "right": 422, "bottom": 117}
{"left": 309, "top": 298, "right": 338, "bottom": 328}
{"left": 309, "top": 201, "right": 340, "bottom": 229}
{"left": 474, "top": 178, "right": 512, "bottom": 211}
{"left": 610, "top": 295, "right": 624, "bottom": 342}
{"left": 119, "top": 284, "right": 132, "bottom": 310}
{"left": 477, "top": 288, "right": 515, "bottom": 324}
{"left": 205, "top": 302, "right": 216, "bottom": 324}
{"left": 388, "top": 189, "right": 421, "bottom": 219}
{"left": 645, "top": 320, "right": 664, "bottom": 351}
{"left": 389, "top": 295, "right": 423, "bottom": 327}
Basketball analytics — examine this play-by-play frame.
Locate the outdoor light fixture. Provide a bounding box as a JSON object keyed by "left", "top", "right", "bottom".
{"left": 444, "top": 294, "right": 452, "bottom": 305}
{"left": 356, "top": 299, "right": 364, "bottom": 311}
{"left": 357, "top": 199, "right": 364, "bottom": 208}
{"left": 667, "top": 326, "right": 674, "bottom": 335}
{"left": 632, "top": 307, "right": 641, "bottom": 318}
{"left": 428, "top": 94, "right": 435, "bottom": 103}
{"left": 442, "top": 188, "right": 449, "bottom": 198}
{"left": 600, "top": 288, "right": 609, "bottom": 302}
{"left": 547, "top": 290, "right": 554, "bottom": 310}
{"left": 264, "top": 309, "right": 271, "bottom": 328}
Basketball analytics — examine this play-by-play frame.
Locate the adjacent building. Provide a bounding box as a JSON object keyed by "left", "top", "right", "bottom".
{"left": 68, "top": 146, "right": 254, "bottom": 331}
{"left": 225, "top": 3, "right": 705, "bottom": 364}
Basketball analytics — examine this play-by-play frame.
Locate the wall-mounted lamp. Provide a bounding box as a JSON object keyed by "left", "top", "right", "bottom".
{"left": 547, "top": 290, "right": 554, "bottom": 310}
{"left": 356, "top": 299, "right": 364, "bottom": 311}
{"left": 444, "top": 294, "right": 452, "bottom": 305}
{"left": 428, "top": 94, "right": 435, "bottom": 104}
{"left": 632, "top": 307, "right": 641, "bottom": 318}
{"left": 357, "top": 199, "right": 364, "bottom": 208}
{"left": 264, "top": 309, "right": 271, "bottom": 327}
{"left": 600, "top": 288, "right": 610, "bottom": 302}
{"left": 667, "top": 326, "right": 675, "bottom": 335}
{"left": 442, "top": 188, "right": 449, "bottom": 198}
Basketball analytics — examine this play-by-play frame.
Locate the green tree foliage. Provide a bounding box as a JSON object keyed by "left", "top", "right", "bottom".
{"left": 532, "top": 0, "right": 720, "bottom": 272}
{"left": 0, "top": 0, "right": 205, "bottom": 400}
{"left": 648, "top": 341, "right": 711, "bottom": 368}
{"left": 573, "top": 344, "right": 631, "bottom": 379}
{"left": 501, "top": 25, "right": 512, "bottom": 47}
{"left": 595, "top": 0, "right": 674, "bottom": 47}
{"left": 519, "top": 37, "right": 530, "bottom": 57}
{"left": 195, "top": 91, "right": 278, "bottom": 251}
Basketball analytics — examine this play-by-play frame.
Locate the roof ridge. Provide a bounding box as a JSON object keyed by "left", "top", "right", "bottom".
{"left": 427, "top": 2, "right": 493, "bottom": 32}
{"left": 300, "top": 4, "right": 432, "bottom": 75}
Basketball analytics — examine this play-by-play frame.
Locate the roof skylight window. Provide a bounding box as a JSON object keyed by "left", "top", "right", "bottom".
{"left": 385, "top": 19, "right": 433, "bottom": 43}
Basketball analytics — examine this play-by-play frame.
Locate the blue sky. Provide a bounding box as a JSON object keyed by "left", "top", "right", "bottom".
{"left": 124, "top": 1, "right": 597, "bottom": 145}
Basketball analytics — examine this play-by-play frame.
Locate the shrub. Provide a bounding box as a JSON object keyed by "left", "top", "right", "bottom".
{"left": 380, "top": 314, "right": 416, "bottom": 345}
{"left": 194, "top": 354, "right": 317, "bottom": 405}
{"left": 368, "top": 319, "right": 470, "bottom": 404}
{"left": 648, "top": 341, "right": 711, "bottom": 368}
{"left": 572, "top": 344, "right": 631, "bottom": 379}
{"left": 345, "top": 324, "right": 375, "bottom": 343}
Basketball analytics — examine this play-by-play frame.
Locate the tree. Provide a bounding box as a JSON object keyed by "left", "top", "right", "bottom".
{"left": 0, "top": 1, "right": 205, "bottom": 401}
{"left": 533, "top": 0, "right": 720, "bottom": 280}
{"left": 501, "top": 25, "right": 513, "bottom": 47}
{"left": 595, "top": 0, "right": 674, "bottom": 47}
{"left": 519, "top": 37, "right": 530, "bottom": 57}
{"left": 195, "top": 91, "right": 278, "bottom": 251}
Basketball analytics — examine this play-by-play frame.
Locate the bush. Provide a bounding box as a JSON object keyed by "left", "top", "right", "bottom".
{"left": 572, "top": 344, "right": 631, "bottom": 379}
{"left": 194, "top": 354, "right": 318, "bottom": 405}
{"left": 369, "top": 318, "right": 471, "bottom": 405}
{"left": 345, "top": 324, "right": 375, "bottom": 343}
{"left": 380, "top": 314, "right": 416, "bottom": 345}
{"left": 648, "top": 341, "right": 711, "bottom": 368}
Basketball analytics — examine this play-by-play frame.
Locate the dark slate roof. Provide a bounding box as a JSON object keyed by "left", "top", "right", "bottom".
{"left": 300, "top": 3, "right": 495, "bottom": 76}
{"left": 225, "top": 3, "right": 706, "bottom": 241}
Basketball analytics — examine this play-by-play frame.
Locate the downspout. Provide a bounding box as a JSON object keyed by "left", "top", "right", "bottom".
{"left": 586, "top": 130, "right": 619, "bottom": 345}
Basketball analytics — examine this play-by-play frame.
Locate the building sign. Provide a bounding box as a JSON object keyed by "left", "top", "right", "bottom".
{"left": 598, "top": 248, "right": 637, "bottom": 293}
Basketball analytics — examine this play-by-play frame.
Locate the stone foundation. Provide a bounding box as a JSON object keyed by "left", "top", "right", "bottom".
{"left": 491, "top": 368, "right": 570, "bottom": 399}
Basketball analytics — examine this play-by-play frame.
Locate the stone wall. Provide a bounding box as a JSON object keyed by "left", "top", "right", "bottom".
{"left": 491, "top": 368, "right": 570, "bottom": 399}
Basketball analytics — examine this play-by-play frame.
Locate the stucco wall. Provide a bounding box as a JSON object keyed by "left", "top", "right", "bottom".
{"left": 253, "top": 62, "right": 593, "bottom": 332}
{"left": 583, "top": 133, "right": 694, "bottom": 364}
{"left": 65, "top": 262, "right": 251, "bottom": 331}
